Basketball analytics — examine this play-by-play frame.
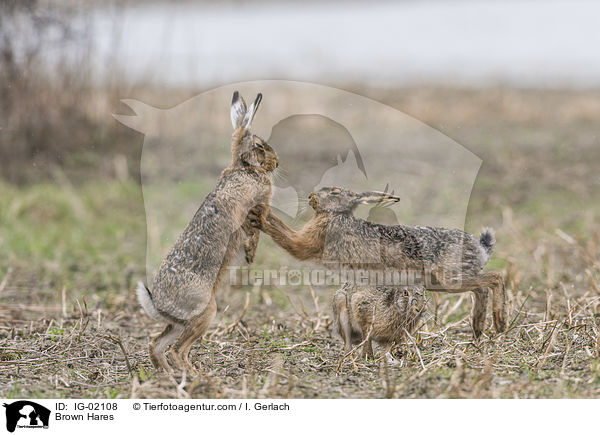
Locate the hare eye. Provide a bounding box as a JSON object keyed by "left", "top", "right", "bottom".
{"left": 255, "top": 142, "right": 264, "bottom": 150}
{"left": 330, "top": 190, "right": 340, "bottom": 195}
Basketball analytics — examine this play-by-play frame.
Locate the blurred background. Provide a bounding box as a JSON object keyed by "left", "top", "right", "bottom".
{"left": 1, "top": 0, "right": 600, "bottom": 398}
{"left": 3, "top": 0, "right": 600, "bottom": 182}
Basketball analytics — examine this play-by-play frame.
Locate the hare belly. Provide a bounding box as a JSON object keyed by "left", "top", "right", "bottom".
{"left": 223, "top": 228, "right": 250, "bottom": 266}
{"left": 151, "top": 268, "right": 216, "bottom": 322}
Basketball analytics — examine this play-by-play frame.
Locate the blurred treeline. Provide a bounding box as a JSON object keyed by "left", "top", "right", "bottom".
{"left": 0, "top": 0, "right": 138, "bottom": 184}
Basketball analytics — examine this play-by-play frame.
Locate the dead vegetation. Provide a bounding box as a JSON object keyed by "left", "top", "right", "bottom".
{"left": 1, "top": 219, "right": 599, "bottom": 399}
{"left": 0, "top": 0, "right": 139, "bottom": 183}
{"left": 1, "top": 86, "right": 599, "bottom": 398}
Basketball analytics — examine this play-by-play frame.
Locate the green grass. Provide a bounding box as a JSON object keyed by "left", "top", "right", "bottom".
{"left": 1, "top": 87, "right": 600, "bottom": 398}
{"left": 0, "top": 180, "right": 145, "bottom": 301}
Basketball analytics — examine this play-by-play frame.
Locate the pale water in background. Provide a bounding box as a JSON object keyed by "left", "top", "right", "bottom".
{"left": 88, "top": 0, "right": 600, "bottom": 88}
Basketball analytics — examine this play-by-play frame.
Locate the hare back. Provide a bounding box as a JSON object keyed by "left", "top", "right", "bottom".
{"left": 380, "top": 224, "right": 487, "bottom": 277}
{"left": 346, "top": 284, "right": 425, "bottom": 345}
{"left": 325, "top": 215, "right": 487, "bottom": 276}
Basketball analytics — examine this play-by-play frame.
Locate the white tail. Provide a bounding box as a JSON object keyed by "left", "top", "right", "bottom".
{"left": 136, "top": 281, "right": 163, "bottom": 321}
{"left": 478, "top": 228, "right": 496, "bottom": 264}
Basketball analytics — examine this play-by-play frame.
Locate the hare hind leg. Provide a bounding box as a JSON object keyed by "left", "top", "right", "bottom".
{"left": 467, "top": 272, "right": 507, "bottom": 333}
{"left": 149, "top": 323, "right": 183, "bottom": 372}
{"left": 489, "top": 273, "right": 507, "bottom": 333}
{"left": 438, "top": 271, "right": 507, "bottom": 336}
{"left": 170, "top": 294, "right": 217, "bottom": 373}
{"left": 332, "top": 288, "right": 353, "bottom": 352}
{"left": 471, "top": 288, "right": 488, "bottom": 339}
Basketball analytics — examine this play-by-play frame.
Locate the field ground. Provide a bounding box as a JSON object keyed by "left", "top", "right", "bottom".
{"left": 1, "top": 87, "right": 600, "bottom": 398}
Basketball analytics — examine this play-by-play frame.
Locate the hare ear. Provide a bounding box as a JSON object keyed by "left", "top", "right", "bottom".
{"left": 242, "top": 93, "right": 262, "bottom": 129}
{"left": 357, "top": 191, "right": 401, "bottom": 205}
{"left": 231, "top": 91, "right": 248, "bottom": 128}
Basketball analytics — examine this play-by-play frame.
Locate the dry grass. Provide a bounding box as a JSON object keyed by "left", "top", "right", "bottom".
{"left": 1, "top": 217, "right": 599, "bottom": 398}
{"left": 1, "top": 86, "right": 600, "bottom": 398}
{"left": 2, "top": 257, "right": 599, "bottom": 399}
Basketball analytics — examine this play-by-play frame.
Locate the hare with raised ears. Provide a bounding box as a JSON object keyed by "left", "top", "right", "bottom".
{"left": 137, "top": 92, "right": 278, "bottom": 373}
{"left": 250, "top": 186, "right": 506, "bottom": 339}
{"left": 333, "top": 284, "right": 426, "bottom": 359}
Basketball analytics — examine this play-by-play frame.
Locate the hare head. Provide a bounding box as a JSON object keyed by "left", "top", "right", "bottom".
{"left": 308, "top": 187, "right": 400, "bottom": 214}
{"left": 230, "top": 91, "right": 279, "bottom": 171}
{"left": 394, "top": 287, "right": 427, "bottom": 321}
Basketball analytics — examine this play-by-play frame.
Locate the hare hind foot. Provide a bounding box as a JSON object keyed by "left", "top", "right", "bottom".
{"left": 169, "top": 296, "right": 217, "bottom": 375}
{"left": 149, "top": 323, "right": 183, "bottom": 372}
{"left": 168, "top": 348, "right": 201, "bottom": 375}
{"left": 471, "top": 288, "right": 489, "bottom": 339}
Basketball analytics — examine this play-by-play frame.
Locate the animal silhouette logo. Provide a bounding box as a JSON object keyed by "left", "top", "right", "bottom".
{"left": 3, "top": 401, "right": 50, "bottom": 432}
{"left": 114, "top": 80, "right": 481, "bottom": 277}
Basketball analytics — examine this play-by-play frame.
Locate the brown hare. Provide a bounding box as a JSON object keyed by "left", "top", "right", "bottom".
{"left": 137, "top": 91, "right": 278, "bottom": 373}
{"left": 250, "top": 186, "right": 506, "bottom": 339}
{"left": 333, "top": 284, "right": 427, "bottom": 359}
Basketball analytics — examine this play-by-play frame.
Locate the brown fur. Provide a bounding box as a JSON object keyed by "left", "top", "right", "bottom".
{"left": 141, "top": 92, "right": 279, "bottom": 373}
{"left": 250, "top": 187, "right": 506, "bottom": 339}
{"left": 333, "top": 284, "right": 426, "bottom": 358}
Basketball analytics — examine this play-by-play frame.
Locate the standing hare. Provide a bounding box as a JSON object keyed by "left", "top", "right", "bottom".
{"left": 333, "top": 284, "right": 427, "bottom": 359}
{"left": 250, "top": 186, "right": 506, "bottom": 339}
{"left": 137, "top": 92, "right": 278, "bottom": 372}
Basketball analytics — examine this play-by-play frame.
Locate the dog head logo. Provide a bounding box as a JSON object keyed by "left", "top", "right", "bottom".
{"left": 3, "top": 401, "right": 50, "bottom": 432}
{"left": 114, "top": 80, "right": 481, "bottom": 276}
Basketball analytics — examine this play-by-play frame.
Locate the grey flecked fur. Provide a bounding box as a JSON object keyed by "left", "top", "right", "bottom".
{"left": 138, "top": 91, "right": 278, "bottom": 372}
{"left": 149, "top": 170, "right": 272, "bottom": 321}
{"left": 251, "top": 186, "right": 506, "bottom": 339}
{"left": 332, "top": 284, "right": 427, "bottom": 359}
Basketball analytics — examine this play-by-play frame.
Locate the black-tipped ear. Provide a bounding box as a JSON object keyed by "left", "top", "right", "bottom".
{"left": 231, "top": 91, "right": 247, "bottom": 129}
{"left": 253, "top": 93, "right": 262, "bottom": 108}
{"left": 358, "top": 191, "right": 401, "bottom": 205}
{"left": 243, "top": 93, "right": 263, "bottom": 129}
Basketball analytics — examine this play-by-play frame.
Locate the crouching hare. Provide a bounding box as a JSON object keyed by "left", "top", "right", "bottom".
{"left": 250, "top": 186, "right": 506, "bottom": 339}
{"left": 333, "top": 284, "right": 426, "bottom": 359}
{"left": 137, "top": 92, "right": 278, "bottom": 373}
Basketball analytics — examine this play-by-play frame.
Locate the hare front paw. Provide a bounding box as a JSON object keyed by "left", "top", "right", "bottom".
{"left": 244, "top": 237, "right": 258, "bottom": 264}
{"left": 247, "top": 205, "right": 266, "bottom": 229}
